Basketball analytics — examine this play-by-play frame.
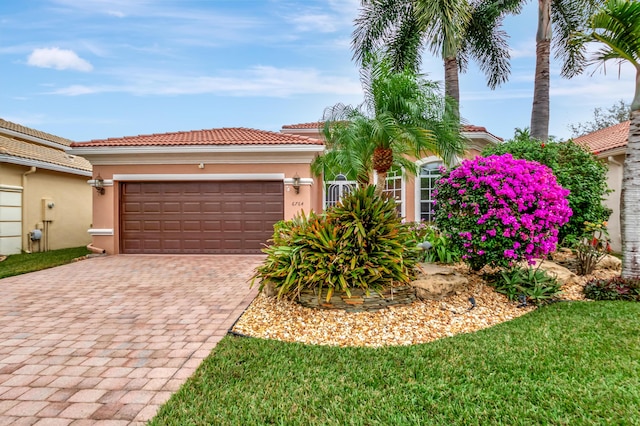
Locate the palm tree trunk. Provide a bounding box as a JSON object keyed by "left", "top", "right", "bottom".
{"left": 530, "top": 0, "right": 551, "bottom": 141}
{"left": 444, "top": 57, "right": 460, "bottom": 109}
{"left": 375, "top": 170, "right": 388, "bottom": 196}
{"left": 621, "top": 106, "right": 640, "bottom": 278}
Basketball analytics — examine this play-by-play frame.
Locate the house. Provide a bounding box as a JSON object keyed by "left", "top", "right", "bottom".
{"left": 69, "top": 128, "right": 324, "bottom": 255}
{"left": 69, "top": 123, "right": 501, "bottom": 255}
{"left": 281, "top": 122, "right": 503, "bottom": 223}
{"left": 0, "top": 118, "right": 92, "bottom": 255}
{"left": 574, "top": 121, "right": 629, "bottom": 252}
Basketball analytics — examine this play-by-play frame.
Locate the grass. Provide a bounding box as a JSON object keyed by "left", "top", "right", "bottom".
{"left": 0, "top": 246, "right": 91, "bottom": 279}
{"left": 151, "top": 301, "right": 640, "bottom": 425}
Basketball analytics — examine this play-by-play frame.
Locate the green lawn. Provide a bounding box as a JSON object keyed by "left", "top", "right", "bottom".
{"left": 152, "top": 302, "right": 640, "bottom": 425}
{"left": 0, "top": 246, "right": 91, "bottom": 279}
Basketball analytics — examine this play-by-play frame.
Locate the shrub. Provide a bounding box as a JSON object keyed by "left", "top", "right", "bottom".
{"left": 422, "top": 227, "right": 461, "bottom": 264}
{"left": 566, "top": 220, "right": 612, "bottom": 275}
{"left": 252, "top": 186, "right": 420, "bottom": 301}
{"left": 482, "top": 138, "right": 611, "bottom": 242}
{"left": 485, "top": 266, "right": 562, "bottom": 305}
{"left": 584, "top": 277, "right": 640, "bottom": 301}
{"left": 435, "top": 154, "right": 572, "bottom": 271}
{"left": 408, "top": 222, "right": 460, "bottom": 264}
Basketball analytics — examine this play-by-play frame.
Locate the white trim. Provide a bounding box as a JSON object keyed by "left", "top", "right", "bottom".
{"left": 283, "top": 177, "right": 314, "bottom": 186}
{"left": 0, "top": 127, "right": 70, "bottom": 150}
{"left": 595, "top": 147, "right": 626, "bottom": 158}
{"left": 0, "top": 155, "right": 92, "bottom": 177}
{"left": 415, "top": 155, "right": 442, "bottom": 167}
{"left": 88, "top": 228, "right": 114, "bottom": 236}
{"left": 87, "top": 179, "right": 114, "bottom": 187}
{"left": 415, "top": 158, "right": 444, "bottom": 222}
{"left": 0, "top": 185, "right": 23, "bottom": 192}
{"left": 69, "top": 144, "right": 325, "bottom": 156}
{"left": 281, "top": 128, "right": 322, "bottom": 135}
{"left": 113, "top": 173, "right": 286, "bottom": 181}
{"left": 462, "top": 131, "right": 502, "bottom": 145}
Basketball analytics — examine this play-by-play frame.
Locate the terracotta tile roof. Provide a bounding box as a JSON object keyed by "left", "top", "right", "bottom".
{"left": 281, "top": 122, "right": 503, "bottom": 141}
{"left": 573, "top": 121, "right": 629, "bottom": 154}
{"left": 282, "top": 122, "right": 324, "bottom": 129}
{"left": 0, "top": 134, "right": 92, "bottom": 172}
{"left": 71, "top": 127, "right": 324, "bottom": 147}
{"left": 0, "top": 118, "right": 75, "bottom": 147}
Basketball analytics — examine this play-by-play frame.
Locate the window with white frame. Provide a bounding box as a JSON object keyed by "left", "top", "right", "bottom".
{"left": 383, "top": 167, "right": 403, "bottom": 216}
{"left": 419, "top": 161, "right": 442, "bottom": 222}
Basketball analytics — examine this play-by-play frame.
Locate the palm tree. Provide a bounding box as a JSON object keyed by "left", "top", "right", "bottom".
{"left": 313, "top": 55, "right": 464, "bottom": 190}
{"left": 529, "top": 0, "right": 603, "bottom": 140}
{"left": 352, "top": 0, "right": 517, "bottom": 113}
{"left": 571, "top": 0, "right": 640, "bottom": 278}
{"left": 352, "top": 0, "right": 602, "bottom": 141}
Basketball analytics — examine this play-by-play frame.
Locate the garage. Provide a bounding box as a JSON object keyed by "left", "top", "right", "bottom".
{"left": 69, "top": 126, "right": 323, "bottom": 255}
{"left": 120, "top": 181, "right": 284, "bottom": 254}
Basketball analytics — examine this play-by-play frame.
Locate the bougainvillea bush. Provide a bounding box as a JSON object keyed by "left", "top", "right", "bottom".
{"left": 482, "top": 138, "right": 610, "bottom": 242}
{"left": 435, "top": 154, "right": 572, "bottom": 271}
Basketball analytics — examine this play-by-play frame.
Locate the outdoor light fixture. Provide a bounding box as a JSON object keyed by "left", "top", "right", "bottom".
{"left": 292, "top": 173, "right": 301, "bottom": 194}
{"left": 94, "top": 174, "right": 105, "bottom": 195}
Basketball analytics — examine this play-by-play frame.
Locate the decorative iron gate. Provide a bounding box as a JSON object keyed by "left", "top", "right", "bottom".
{"left": 324, "top": 174, "right": 357, "bottom": 209}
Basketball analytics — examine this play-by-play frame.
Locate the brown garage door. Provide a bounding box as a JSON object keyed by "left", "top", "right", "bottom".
{"left": 120, "top": 181, "right": 283, "bottom": 254}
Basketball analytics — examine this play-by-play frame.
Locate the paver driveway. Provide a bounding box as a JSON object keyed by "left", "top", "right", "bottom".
{"left": 0, "top": 255, "right": 261, "bottom": 425}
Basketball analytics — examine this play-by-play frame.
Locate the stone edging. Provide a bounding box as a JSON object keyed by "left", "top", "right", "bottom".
{"left": 296, "top": 286, "right": 416, "bottom": 312}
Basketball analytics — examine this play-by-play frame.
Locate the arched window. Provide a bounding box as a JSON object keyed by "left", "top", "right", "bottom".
{"left": 419, "top": 161, "right": 442, "bottom": 222}
{"left": 324, "top": 173, "right": 356, "bottom": 209}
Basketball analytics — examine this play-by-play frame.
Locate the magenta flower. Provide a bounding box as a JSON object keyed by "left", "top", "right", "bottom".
{"left": 434, "top": 153, "right": 572, "bottom": 270}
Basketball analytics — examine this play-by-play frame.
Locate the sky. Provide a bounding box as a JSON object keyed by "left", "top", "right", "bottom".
{"left": 0, "top": 0, "right": 635, "bottom": 143}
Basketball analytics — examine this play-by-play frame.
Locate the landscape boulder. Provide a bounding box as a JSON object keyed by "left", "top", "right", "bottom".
{"left": 596, "top": 254, "right": 622, "bottom": 271}
{"left": 410, "top": 263, "right": 468, "bottom": 300}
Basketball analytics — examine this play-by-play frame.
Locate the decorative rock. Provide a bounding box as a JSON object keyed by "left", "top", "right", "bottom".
{"left": 596, "top": 254, "right": 622, "bottom": 271}
{"left": 410, "top": 263, "right": 468, "bottom": 300}
{"left": 262, "top": 282, "right": 277, "bottom": 297}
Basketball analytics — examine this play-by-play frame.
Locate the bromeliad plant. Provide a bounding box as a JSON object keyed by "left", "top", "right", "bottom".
{"left": 252, "top": 186, "right": 421, "bottom": 301}
{"left": 485, "top": 266, "right": 562, "bottom": 305}
{"left": 435, "top": 154, "right": 572, "bottom": 271}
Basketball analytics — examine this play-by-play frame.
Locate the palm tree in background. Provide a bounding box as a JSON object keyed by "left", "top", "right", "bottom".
{"left": 312, "top": 55, "right": 464, "bottom": 190}
{"left": 571, "top": 0, "right": 640, "bottom": 278}
{"left": 528, "top": 0, "right": 603, "bottom": 140}
{"left": 352, "top": 0, "right": 517, "bottom": 113}
{"left": 351, "top": 0, "right": 602, "bottom": 141}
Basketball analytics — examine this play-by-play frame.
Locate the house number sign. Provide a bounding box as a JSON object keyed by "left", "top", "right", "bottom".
{"left": 292, "top": 201, "right": 304, "bottom": 206}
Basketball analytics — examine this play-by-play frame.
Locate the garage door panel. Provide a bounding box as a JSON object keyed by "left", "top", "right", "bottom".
{"left": 141, "top": 203, "right": 160, "bottom": 215}
{"left": 202, "top": 201, "right": 222, "bottom": 212}
{"left": 142, "top": 221, "right": 161, "bottom": 232}
{"left": 122, "top": 202, "right": 142, "bottom": 214}
{"left": 203, "top": 220, "right": 222, "bottom": 231}
{"left": 121, "top": 181, "right": 283, "bottom": 254}
{"left": 163, "top": 202, "right": 181, "bottom": 213}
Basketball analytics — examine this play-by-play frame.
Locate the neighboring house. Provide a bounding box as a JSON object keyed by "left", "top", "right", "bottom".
{"left": 69, "top": 128, "right": 324, "bottom": 255}
{"left": 281, "top": 122, "right": 503, "bottom": 222}
{"left": 0, "top": 118, "right": 92, "bottom": 255}
{"left": 574, "top": 120, "right": 629, "bottom": 252}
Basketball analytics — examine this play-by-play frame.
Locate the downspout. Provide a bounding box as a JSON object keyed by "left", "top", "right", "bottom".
{"left": 21, "top": 167, "right": 37, "bottom": 253}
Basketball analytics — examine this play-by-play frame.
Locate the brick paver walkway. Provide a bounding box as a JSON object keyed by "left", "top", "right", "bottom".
{"left": 0, "top": 255, "right": 261, "bottom": 425}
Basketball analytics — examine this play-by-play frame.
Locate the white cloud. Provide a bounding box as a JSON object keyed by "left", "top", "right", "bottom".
{"left": 46, "top": 65, "right": 362, "bottom": 97}
{"left": 27, "top": 47, "right": 93, "bottom": 71}
{"left": 106, "top": 10, "right": 125, "bottom": 18}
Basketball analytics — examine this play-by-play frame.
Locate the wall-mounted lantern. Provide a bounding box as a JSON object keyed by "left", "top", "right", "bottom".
{"left": 95, "top": 174, "right": 105, "bottom": 195}
{"left": 292, "top": 173, "right": 301, "bottom": 194}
